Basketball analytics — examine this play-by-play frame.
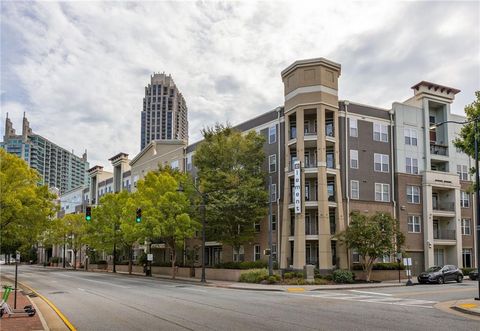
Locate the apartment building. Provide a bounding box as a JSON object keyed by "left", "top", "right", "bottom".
{"left": 392, "top": 82, "right": 475, "bottom": 275}
{"left": 140, "top": 73, "right": 188, "bottom": 151}
{"left": 1, "top": 113, "right": 89, "bottom": 194}
{"left": 58, "top": 57, "right": 475, "bottom": 274}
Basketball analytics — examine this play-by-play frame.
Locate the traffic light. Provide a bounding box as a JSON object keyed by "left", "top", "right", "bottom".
{"left": 135, "top": 208, "right": 142, "bottom": 223}
{"left": 85, "top": 206, "right": 92, "bottom": 222}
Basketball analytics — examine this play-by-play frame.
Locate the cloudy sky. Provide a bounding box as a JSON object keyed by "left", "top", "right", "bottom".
{"left": 1, "top": 1, "right": 479, "bottom": 169}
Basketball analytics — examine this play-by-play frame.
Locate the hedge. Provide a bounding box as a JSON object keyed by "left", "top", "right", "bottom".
{"left": 352, "top": 262, "right": 405, "bottom": 271}
{"left": 214, "top": 260, "right": 269, "bottom": 270}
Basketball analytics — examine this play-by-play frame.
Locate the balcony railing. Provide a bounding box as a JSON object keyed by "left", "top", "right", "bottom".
{"left": 430, "top": 143, "right": 448, "bottom": 156}
{"left": 432, "top": 202, "right": 455, "bottom": 212}
{"left": 434, "top": 229, "right": 456, "bottom": 240}
{"left": 305, "top": 224, "right": 318, "bottom": 235}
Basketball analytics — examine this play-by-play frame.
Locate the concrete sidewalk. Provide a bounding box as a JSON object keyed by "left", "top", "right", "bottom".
{"left": 109, "top": 269, "right": 409, "bottom": 291}
{"left": 1, "top": 277, "right": 69, "bottom": 331}
{"left": 450, "top": 299, "right": 480, "bottom": 317}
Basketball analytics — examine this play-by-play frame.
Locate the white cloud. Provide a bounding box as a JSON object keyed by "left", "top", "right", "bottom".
{"left": 1, "top": 1, "right": 479, "bottom": 169}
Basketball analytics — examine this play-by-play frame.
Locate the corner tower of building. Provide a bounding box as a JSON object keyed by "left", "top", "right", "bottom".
{"left": 140, "top": 73, "right": 188, "bottom": 151}
{"left": 280, "top": 58, "right": 347, "bottom": 271}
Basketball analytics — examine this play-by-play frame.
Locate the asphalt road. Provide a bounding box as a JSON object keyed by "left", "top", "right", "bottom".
{"left": 1, "top": 265, "right": 479, "bottom": 331}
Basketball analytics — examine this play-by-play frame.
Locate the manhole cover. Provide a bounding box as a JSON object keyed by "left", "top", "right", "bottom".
{"left": 27, "top": 292, "right": 38, "bottom": 298}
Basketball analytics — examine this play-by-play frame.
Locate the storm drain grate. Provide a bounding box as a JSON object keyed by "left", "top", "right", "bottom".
{"left": 49, "top": 291, "right": 66, "bottom": 294}
{"left": 27, "top": 292, "right": 38, "bottom": 298}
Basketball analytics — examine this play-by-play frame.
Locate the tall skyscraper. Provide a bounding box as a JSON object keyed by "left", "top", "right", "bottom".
{"left": 1, "top": 113, "right": 89, "bottom": 194}
{"left": 140, "top": 73, "right": 188, "bottom": 151}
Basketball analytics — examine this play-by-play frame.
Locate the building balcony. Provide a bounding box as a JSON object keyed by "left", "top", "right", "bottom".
{"left": 433, "top": 229, "right": 456, "bottom": 245}
{"left": 430, "top": 143, "right": 448, "bottom": 157}
{"left": 432, "top": 202, "right": 455, "bottom": 217}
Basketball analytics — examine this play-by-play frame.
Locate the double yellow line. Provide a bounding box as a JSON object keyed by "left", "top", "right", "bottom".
{"left": 4, "top": 277, "right": 76, "bottom": 331}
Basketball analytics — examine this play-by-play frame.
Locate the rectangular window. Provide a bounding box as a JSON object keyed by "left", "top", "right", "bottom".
{"left": 271, "top": 214, "right": 277, "bottom": 231}
{"left": 373, "top": 123, "right": 388, "bottom": 142}
{"left": 254, "top": 245, "right": 261, "bottom": 261}
{"left": 254, "top": 221, "right": 260, "bottom": 233}
{"left": 461, "top": 191, "right": 470, "bottom": 208}
{"left": 461, "top": 219, "right": 471, "bottom": 235}
{"left": 457, "top": 165, "right": 468, "bottom": 181}
{"left": 269, "top": 154, "right": 276, "bottom": 173}
{"left": 233, "top": 246, "right": 245, "bottom": 262}
{"left": 352, "top": 249, "right": 360, "bottom": 263}
{"left": 404, "top": 128, "right": 418, "bottom": 146}
{"left": 304, "top": 120, "right": 310, "bottom": 134}
{"left": 350, "top": 180, "right": 359, "bottom": 200}
{"left": 170, "top": 160, "right": 179, "bottom": 170}
{"left": 186, "top": 154, "right": 193, "bottom": 171}
{"left": 349, "top": 118, "right": 358, "bottom": 137}
{"left": 462, "top": 249, "right": 472, "bottom": 268}
{"left": 270, "top": 184, "right": 277, "bottom": 202}
{"left": 408, "top": 215, "right": 421, "bottom": 233}
{"left": 375, "top": 183, "right": 390, "bottom": 202}
{"left": 406, "top": 157, "right": 419, "bottom": 174}
{"left": 374, "top": 153, "right": 389, "bottom": 172}
{"left": 269, "top": 125, "right": 276, "bottom": 144}
{"left": 406, "top": 186, "right": 420, "bottom": 204}
{"left": 271, "top": 244, "right": 277, "bottom": 261}
{"left": 350, "top": 150, "right": 358, "bottom": 169}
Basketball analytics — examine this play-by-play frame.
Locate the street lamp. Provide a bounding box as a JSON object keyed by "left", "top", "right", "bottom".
{"left": 431, "top": 118, "right": 480, "bottom": 300}
{"left": 177, "top": 182, "right": 208, "bottom": 284}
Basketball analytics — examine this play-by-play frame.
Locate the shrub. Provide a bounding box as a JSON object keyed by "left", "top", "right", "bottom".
{"left": 352, "top": 262, "right": 405, "bottom": 271}
{"left": 215, "top": 260, "right": 268, "bottom": 270}
{"left": 332, "top": 269, "right": 354, "bottom": 284}
{"left": 97, "top": 260, "right": 108, "bottom": 265}
{"left": 314, "top": 278, "right": 329, "bottom": 285}
{"left": 267, "top": 275, "right": 280, "bottom": 284}
{"left": 239, "top": 269, "right": 269, "bottom": 283}
{"left": 462, "top": 268, "right": 476, "bottom": 275}
{"left": 51, "top": 257, "right": 60, "bottom": 263}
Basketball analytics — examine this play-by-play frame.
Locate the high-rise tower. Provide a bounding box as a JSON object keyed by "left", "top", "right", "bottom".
{"left": 140, "top": 73, "right": 188, "bottom": 150}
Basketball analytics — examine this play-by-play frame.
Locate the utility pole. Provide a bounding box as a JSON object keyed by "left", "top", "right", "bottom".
{"left": 475, "top": 119, "right": 480, "bottom": 301}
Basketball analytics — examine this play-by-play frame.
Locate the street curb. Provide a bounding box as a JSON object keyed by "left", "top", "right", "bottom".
{"left": 450, "top": 306, "right": 480, "bottom": 317}
{"left": 2, "top": 275, "right": 76, "bottom": 331}
{"left": 211, "top": 284, "right": 284, "bottom": 292}
{"left": 310, "top": 283, "right": 406, "bottom": 291}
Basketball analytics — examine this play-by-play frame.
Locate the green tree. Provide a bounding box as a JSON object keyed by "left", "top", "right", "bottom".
{"left": 136, "top": 168, "right": 200, "bottom": 279}
{"left": 337, "top": 212, "right": 404, "bottom": 282}
{"left": 193, "top": 124, "right": 268, "bottom": 255}
{"left": 0, "top": 149, "right": 57, "bottom": 256}
{"left": 454, "top": 91, "right": 480, "bottom": 158}
{"left": 63, "top": 213, "right": 88, "bottom": 270}
{"left": 93, "top": 190, "right": 143, "bottom": 274}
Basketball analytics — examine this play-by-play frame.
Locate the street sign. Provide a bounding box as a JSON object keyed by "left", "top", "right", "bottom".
{"left": 403, "top": 258, "right": 412, "bottom": 266}
{"left": 16, "top": 252, "right": 20, "bottom": 262}
{"left": 147, "top": 254, "right": 153, "bottom": 261}
{"left": 151, "top": 243, "right": 165, "bottom": 249}
{"left": 294, "top": 161, "right": 301, "bottom": 214}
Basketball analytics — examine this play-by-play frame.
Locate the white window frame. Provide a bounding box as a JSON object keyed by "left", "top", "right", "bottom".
{"left": 462, "top": 248, "right": 472, "bottom": 268}
{"left": 170, "top": 159, "right": 179, "bottom": 170}
{"left": 350, "top": 150, "right": 358, "bottom": 169}
{"left": 406, "top": 157, "right": 419, "bottom": 174}
{"left": 271, "top": 244, "right": 277, "bottom": 261}
{"left": 254, "top": 244, "right": 261, "bottom": 261}
{"left": 457, "top": 165, "right": 468, "bottom": 181}
{"left": 374, "top": 153, "right": 389, "bottom": 172}
{"left": 404, "top": 128, "right": 418, "bottom": 146}
{"left": 461, "top": 191, "right": 470, "bottom": 208}
{"left": 233, "top": 245, "right": 245, "bottom": 262}
{"left": 186, "top": 154, "right": 193, "bottom": 171}
{"left": 408, "top": 215, "right": 421, "bottom": 233}
{"left": 270, "top": 183, "right": 277, "bottom": 202}
{"left": 461, "top": 218, "right": 471, "bottom": 235}
{"left": 373, "top": 123, "right": 388, "bottom": 142}
{"left": 349, "top": 118, "right": 358, "bottom": 137}
{"left": 269, "top": 125, "right": 276, "bottom": 144}
{"left": 406, "top": 185, "right": 420, "bottom": 204}
{"left": 350, "top": 180, "right": 359, "bottom": 200}
{"left": 375, "top": 183, "right": 390, "bottom": 202}
{"left": 352, "top": 249, "right": 360, "bottom": 263}
{"left": 268, "top": 154, "right": 276, "bottom": 173}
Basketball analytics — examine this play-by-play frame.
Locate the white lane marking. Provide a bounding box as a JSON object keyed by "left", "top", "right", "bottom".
{"left": 57, "top": 273, "right": 130, "bottom": 288}
{"left": 303, "top": 291, "right": 437, "bottom": 309}
{"left": 350, "top": 290, "right": 392, "bottom": 296}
